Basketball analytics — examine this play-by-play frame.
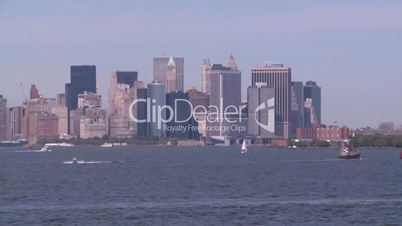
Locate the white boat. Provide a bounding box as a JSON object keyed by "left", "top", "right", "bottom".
{"left": 45, "top": 142, "right": 74, "bottom": 147}
{"left": 40, "top": 145, "right": 52, "bottom": 152}
{"left": 101, "top": 143, "right": 113, "bottom": 148}
{"left": 72, "top": 156, "right": 78, "bottom": 164}
{"left": 241, "top": 140, "right": 248, "bottom": 154}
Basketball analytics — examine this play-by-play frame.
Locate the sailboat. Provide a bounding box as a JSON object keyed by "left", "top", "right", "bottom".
{"left": 241, "top": 140, "right": 248, "bottom": 154}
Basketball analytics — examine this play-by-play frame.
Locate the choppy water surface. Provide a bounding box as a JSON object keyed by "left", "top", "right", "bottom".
{"left": 1, "top": 146, "right": 401, "bottom": 225}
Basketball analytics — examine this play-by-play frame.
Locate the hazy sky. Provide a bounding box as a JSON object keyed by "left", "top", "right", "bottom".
{"left": 1, "top": 0, "right": 402, "bottom": 128}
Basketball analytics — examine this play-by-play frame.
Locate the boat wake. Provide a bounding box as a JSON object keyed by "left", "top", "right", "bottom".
{"left": 14, "top": 150, "right": 52, "bottom": 153}
{"left": 63, "top": 160, "right": 111, "bottom": 165}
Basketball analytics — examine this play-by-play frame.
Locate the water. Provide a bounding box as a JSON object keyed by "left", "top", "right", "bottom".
{"left": 1, "top": 146, "right": 401, "bottom": 225}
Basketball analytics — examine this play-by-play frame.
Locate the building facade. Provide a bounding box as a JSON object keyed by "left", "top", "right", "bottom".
{"left": 153, "top": 56, "right": 184, "bottom": 92}
{"left": 304, "top": 81, "right": 321, "bottom": 124}
{"left": 65, "top": 65, "right": 97, "bottom": 134}
{"left": 108, "top": 71, "right": 142, "bottom": 138}
{"left": 200, "top": 59, "right": 211, "bottom": 94}
{"left": 247, "top": 84, "right": 275, "bottom": 138}
{"left": 148, "top": 81, "right": 166, "bottom": 137}
{"left": 208, "top": 61, "right": 242, "bottom": 140}
{"left": 290, "top": 81, "right": 305, "bottom": 138}
{"left": 251, "top": 63, "right": 291, "bottom": 139}
{"left": 0, "top": 95, "right": 7, "bottom": 141}
{"left": 7, "top": 106, "right": 24, "bottom": 141}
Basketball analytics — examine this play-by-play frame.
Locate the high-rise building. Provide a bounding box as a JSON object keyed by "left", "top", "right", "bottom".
{"left": 187, "top": 87, "right": 210, "bottom": 137}
{"left": 165, "top": 57, "right": 177, "bottom": 93}
{"left": 108, "top": 71, "right": 142, "bottom": 138}
{"left": 136, "top": 88, "right": 148, "bottom": 137}
{"left": 114, "top": 71, "right": 138, "bottom": 87}
{"left": 290, "top": 81, "right": 305, "bottom": 138}
{"left": 77, "top": 92, "right": 107, "bottom": 139}
{"left": 166, "top": 91, "right": 199, "bottom": 139}
{"left": 247, "top": 83, "right": 275, "bottom": 138}
{"left": 147, "top": 81, "right": 166, "bottom": 137}
{"left": 30, "top": 84, "right": 40, "bottom": 100}
{"left": 251, "top": 63, "right": 291, "bottom": 139}
{"left": 153, "top": 56, "right": 184, "bottom": 92}
{"left": 23, "top": 98, "right": 58, "bottom": 144}
{"left": 0, "top": 95, "right": 7, "bottom": 141}
{"left": 208, "top": 61, "right": 242, "bottom": 140}
{"left": 51, "top": 95, "right": 68, "bottom": 137}
{"left": 304, "top": 81, "right": 321, "bottom": 124}
{"left": 7, "top": 106, "right": 24, "bottom": 141}
{"left": 65, "top": 65, "right": 96, "bottom": 134}
{"left": 200, "top": 59, "right": 211, "bottom": 94}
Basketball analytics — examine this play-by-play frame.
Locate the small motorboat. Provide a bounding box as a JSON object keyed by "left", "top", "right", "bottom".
{"left": 339, "top": 140, "right": 360, "bottom": 159}
{"left": 72, "top": 156, "right": 78, "bottom": 164}
{"left": 241, "top": 139, "right": 248, "bottom": 154}
{"left": 40, "top": 145, "right": 51, "bottom": 152}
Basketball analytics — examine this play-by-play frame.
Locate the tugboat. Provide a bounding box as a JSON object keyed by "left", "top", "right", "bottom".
{"left": 339, "top": 140, "right": 360, "bottom": 159}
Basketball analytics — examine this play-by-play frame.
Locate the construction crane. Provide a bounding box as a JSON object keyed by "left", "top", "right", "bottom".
{"left": 19, "top": 82, "right": 28, "bottom": 104}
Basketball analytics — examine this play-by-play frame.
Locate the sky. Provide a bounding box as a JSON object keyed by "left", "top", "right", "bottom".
{"left": 1, "top": 0, "right": 402, "bottom": 128}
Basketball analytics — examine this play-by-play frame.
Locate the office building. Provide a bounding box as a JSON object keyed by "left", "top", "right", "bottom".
{"left": 208, "top": 59, "right": 241, "bottom": 140}
{"left": 77, "top": 92, "right": 106, "bottom": 139}
{"left": 136, "top": 88, "right": 148, "bottom": 137}
{"left": 247, "top": 83, "right": 275, "bottom": 138}
{"left": 200, "top": 59, "right": 211, "bottom": 94}
{"left": 7, "top": 106, "right": 24, "bottom": 141}
{"left": 153, "top": 56, "right": 184, "bottom": 92}
{"left": 148, "top": 81, "right": 166, "bottom": 137}
{"left": 0, "top": 95, "right": 7, "bottom": 141}
{"left": 108, "top": 71, "right": 142, "bottom": 138}
{"left": 304, "top": 81, "right": 321, "bottom": 124}
{"left": 290, "top": 81, "right": 305, "bottom": 138}
{"left": 251, "top": 63, "right": 291, "bottom": 139}
{"left": 166, "top": 91, "right": 199, "bottom": 139}
{"left": 65, "top": 65, "right": 97, "bottom": 134}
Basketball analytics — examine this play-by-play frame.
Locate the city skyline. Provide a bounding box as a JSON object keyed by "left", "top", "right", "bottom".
{"left": 1, "top": 0, "right": 402, "bottom": 128}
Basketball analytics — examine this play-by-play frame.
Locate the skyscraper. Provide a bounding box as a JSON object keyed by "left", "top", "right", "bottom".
{"left": 304, "top": 81, "right": 321, "bottom": 124}
{"left": 208, "top": 60, "right": 241, "bottom": 140}
{"left": 147, "top": 81, "right": 166, "bottom": 137}
{"left": 166, "top": 91, "right": 198, "bottom": 139}
{"left": 0, "top": 95, "right": 7, "bottom": 141}
{"left": 251, "top": 63, "right": 291, "bottom": 139}
{"left": 247, "top": 83, "right": 275, "bottom": 138}
{"left": 136, "top": 88, "right": 148, "bottom": 137}
{"left": 114, "top": 71, "right": 138, "bottom": 87}
{"left": 65, "top": 65, "right": 96, "bottom": 134}
{"left": 290, "top": 81, "right": 305, "bottom": 138}
{"left": 200, "top": 59, "right": 211, "bottom": 94}
{"left": 108, "top": 71, "right": 141, "bottom": 138}
{"left": 7, "top": 106, "right": 24, "bottom": 141}
{"left": 165, "top": 57, "right": 177, "bottom": 93}
{"left": 153, "top": 56, "right": 184, "bottom": 92}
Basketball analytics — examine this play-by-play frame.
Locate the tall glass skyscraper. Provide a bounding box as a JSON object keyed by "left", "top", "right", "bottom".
{"left": 65, "top": 65, "right": 96, "bottom": 134}
{"left": 153, "top": 56, "right": 184, "bottom": 93}
{"left": 148, "top": 81, "right": 166, "bottom": 137}
{"left": 252, "top": 63, "right": 291, "bottom": 139}
{"left": 304, "top": 81, "right": 321, "bottom": 124}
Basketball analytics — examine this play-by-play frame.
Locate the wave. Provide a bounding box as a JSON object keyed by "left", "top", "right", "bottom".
{"left": 2, "top": 197, "right": 402, "bottom": 211}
